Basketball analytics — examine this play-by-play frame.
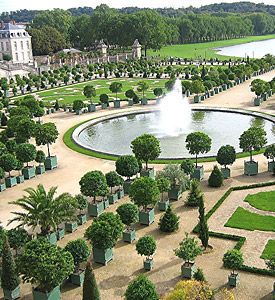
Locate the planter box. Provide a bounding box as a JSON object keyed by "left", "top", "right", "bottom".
{"left": 65, "top": 221, "right": 78, "bottom": 233}
{"left": 222, "top": 84, "right": 227, "bottom": 91}
{"left": 70, "top": 270, "right": 85, "bottom": 286}
{"left": 219, "top": 87, "right": 223, "bottom": 92}
{"left": 16, "top": 175, "right": 24, "bottom": 184}
{"left": 141, "top": 98, "right": 148, "bottom": 105}
{"left": 3, "top": 286, "right": 20, "bottom": 300}
{"left": 139, "top": 208, "right": 155, "bottom": 226}
{"left": 88, "top": 201, "right": 104, "bottom": 217}
{"left": 128, "top": 100, "right": 134, "bottom": 106}
{"left": 210, "top": 90, "right": 215, "bottom": 96}
{"left": 37, "top": 232, "right": 57, "bottom": 245}
{"left": 221, "top": 167, "right": 231, "bottom": 179}
{"left": 103, "top": 198, "right": 110, "bottom": 209}
{"left": 32, "top": 285, "right": 60, "bottom": 300}
{"left": 101, "top": 103, "right": 108, "bottom": 109}
{"left": 114, "top": 100, "right": 120, "bottom": 108}
{"left": 5, "top": 176, "right": 17, "bottom": 188}
{"left": 168, "top": 185, "right": 182, "bottom": 200}
{"left": 75, "top": 109, "right": 82, "bottom": 115}
{"left": 45, "top": 156, "right": 58, "bottom": 170}
{"left": 0, "top": 182, "right": 6, "bottom": 192}
{"left": 108, "top": 193, "right": 118, "bottom": 204}
{"left": 244, "top": 161, "right": 258, "bottom": 176}
{"left": 123, "top": 180, "right": 133, "bottom": 194}
{"left": 77, "top": 214, "right": 87, "bottom": 225}
{"left": 36, "top": 120, "right": 43, "bottom": 125}
{"left": 117, "top": 189, "right": 124, "bottom": 199}
{"left": 262, "top": 94, "right": 268, "bottom": 101}
{"left": 69, "top": 107, "right": 73, "bottom": 112}
{"left": 57, "top": 228, "right": 65, "bottom": 240}
{"left": 51, "top": 108, "right": 55, "bottom": 113}
{"left": 144, "top": 258, "right": 154, "bottom": 271}
{"left": 140, "top": 167, "right": 154, "bottom": 179}
{"left": 228, "top": 273, "right": 239, "bottom": 287}
{"left": 181, "top": 262, "right": 196, "bottom": 279}
{"left": 123, "top": 229, "right": 136, "bottom": 243}
{"left": 191, "top": 166, "right": 204, "bottom": 181}
{"left": 268, "top": 161, "right": 275, "bottom": 172}
{"left": 214, "top": 88, "right": 219, "bottom": 94}
{"left": 88, "top": 104, "right": 96, "bottom": 112}
{"left": 158, "top": 199, "right": 169, "bottom": 211}
{"left": 23, "top": 166, "right": 35, "bottom": 180}
{"left": 36, "top": 165, "right": 46, "bottom": 175}
{"left": 254, "top": 97, "right": 261, "bottom": 106}
{"left": 194, "top": 95, "right": 201, "bottom": 103}
{"left": 92, "top": 247, "right": 113, "bottom": 265}
{"left": 201, "top": 95, "right": 205, "bottom": 101}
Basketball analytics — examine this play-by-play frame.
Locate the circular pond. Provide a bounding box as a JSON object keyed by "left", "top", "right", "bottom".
{"left": 74, "top": 109, "right": 275, "bottom": 159}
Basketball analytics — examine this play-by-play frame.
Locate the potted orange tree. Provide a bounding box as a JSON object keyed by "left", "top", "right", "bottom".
{"left": 136, "top": 235, "right": 156, "bottom": 271}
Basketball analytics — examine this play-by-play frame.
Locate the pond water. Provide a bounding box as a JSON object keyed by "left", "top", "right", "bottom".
{"left": 77, "top": 110, "right": 275, "bottom": 159}
{"left": 216, "top": 38, "right": 275, "bottom": 58}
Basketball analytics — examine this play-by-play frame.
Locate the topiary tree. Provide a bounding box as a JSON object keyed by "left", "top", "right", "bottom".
{"left": 264, "top": 144, "right": 275, "bottom": 162}
{"left": 5, "top": 140, "right": 17, "bottom": 155}
{"left": 83, "top": 85, "right": 96, "bottom": 102}
{"left": 222, "top": 249, "right": 244, "bottom": 275}
{"left": 156, "top": 177, "right": 171, "bottom": 201}
{"left": 129, "top": 177, "right": 160, "bottom": 211}
{"left": 0, "top": 153, "right": 17, "bottom": 177}
{"left": 79, "top": 170, "right": 109, "bottom": 203}
{"left": 15, "top": 118, "right": 36, "bottom": 143}
{"left": 75, "top": 194, "right": 88, "bottom": 215}
{"left": 136, "top": 235, "right": 156, "bottom": 261}
{"left": 198, "top": 195, "right": 209, "bottom": 250}
{"left": 82, "top": 261, "right": 101, "bottom": 300}
{"left": 7, "top": 227, "right": 31, "bottom": 256}
{"left": 250, "top": 79, "right": 266, "bottom": 98}
{"left": 115, "top": 155, "right": 139, "bottom": 180}
{"left": 208, "top": 165, "right": 223, "bottom": 187}
{"left": 156, "top": 164, "right": 187, "bottom": 190}
{"left": 137, "top": 81, "right": 149, "bottom": 98}
{"left": 186, "top": 179, "right": 202, "bottom": 207}
{"left": 0, "top": 141, "right": 7, "bottom": 156}
{"left": 99, "top": 94, "right": 109, "bottom": 105}
{"left": 216, "top": 145, "right": 236, "bottom": 169}
{"left": 239, "top": 126, "right": 267, "bottom": 163}
{"left": 191, "top": 80, "right": 205, "bottom": 95}
{"left": 153, "top": 87, "right": 163, "bottom": 98}
{"left": 64, "top": 239, "right": 91, "bottom": 272}
{"left": 181, "top": 159, "right": 195, "bottom": 179}
{"left": 186, "top": 132, "right": 212, "bottom": 168}
{"left": 116, "top": 203, "right": 139, "bottom": 229}
{"left": 35, "top": 150, "right": 46, "bottom": 166}
{"left": 15, "top": 143, "right": 36, "bottom": 167}
{"left": 125, "top": 89, "right": 135, "bottom": 100}
{"left": 109, "top": 82, "right": 122, "bottom": 100}
{"left": 131, "top": 134, "right": 161, "bottom": 170}
{"left": 17, "top": 239, "right": 75, "bottom": 293}
{"left": 105, "top": 171, "right": 121, "bottom": 194}
{"left": 125, "top": 274, "right": 159, "bottom": 300}
{"left": 73, "top": 99, "right": 85, "bottom": 111}
{"left": 174, "top": 232, "right": 202, "bottom": 264}
{"left": 1, "top": 235, "right": 20, "bottom": 292}
{"left": 158, "top": 205, "right": 179, "bottom": 233}
{"left": 34, "top": 122, "right": 59, "bottom": 157}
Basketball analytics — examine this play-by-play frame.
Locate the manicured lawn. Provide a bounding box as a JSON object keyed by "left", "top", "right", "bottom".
{"left": 147, "top": 34, "right": 275, "bottom": 59}
{"left": 261, "top": 240, "right": 275, "bottom": 259}
{"left": 225, "top": 207, "right": 275, "bottom": 232}
{"left": 244, "top": 191, "right": 275, "bottom": 212}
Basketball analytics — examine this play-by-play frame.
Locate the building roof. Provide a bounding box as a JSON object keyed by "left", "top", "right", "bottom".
{"left": 0, "top": 22, "right": 23, "bottom": 31}
{"left": 58, "top": 48, "right": 82, "bottom": 54}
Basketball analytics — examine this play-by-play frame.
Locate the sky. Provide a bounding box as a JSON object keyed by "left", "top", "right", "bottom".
{"left": 1, "top": 0, "right": 275, "bottom": 13}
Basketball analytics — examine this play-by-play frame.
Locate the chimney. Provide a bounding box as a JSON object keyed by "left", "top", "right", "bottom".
{"left": 1, "top": 21, "right": 4, "bottom": 29}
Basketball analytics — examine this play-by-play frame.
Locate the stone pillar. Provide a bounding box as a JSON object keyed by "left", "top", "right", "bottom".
{"left": 132, "top": 39, "right": 142, "bottom": 58}
{"left": 97, "top": 39, "right": 107, "bottom": 57}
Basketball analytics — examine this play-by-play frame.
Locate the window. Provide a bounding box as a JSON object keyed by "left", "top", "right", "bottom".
{"left": 1, "top": 42, "right": 3, "bottom": 51}
{"left": 22, "top": 52, "right": 24, "bottom": 60}
{"left": 21, "top": 41, "right": 23, "bottom": 49}
{"left": 14, "top": 41, "right": 17, "bottom": 50}
{"left": 28, "top": 51, "right": 30, "bottom": 59}
{"left": 15, "top": 53, "right": 18, "bottom": 61}
{"left": 26, "top": 41, "right": 29, "bottom": 49}
{"left": 6, "top": 42, "right": 8, "bottom": 50}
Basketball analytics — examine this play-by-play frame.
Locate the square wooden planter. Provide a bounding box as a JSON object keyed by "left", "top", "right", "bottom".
{"left": 92, "top": 247, "right": 113, "bottom": 265}
{"left": 128, "top": 100, "right": 134, "bottom": 106}
{"left": 123, "top": 180, "right": 134, "bottom": 194}
{"left": 117, "top": 189, "right": 124, "bottom": 199}
{"left": 88, "top": 104, "right": 96, "bottom": 112}
{"left": 32, "top": 285, "right": 60, "bottom": 300}
{"left": 77, "top": 214, "right": 87, "bottom": 225}
{"left": 88, "top": 201, "right": 104, "bottom": 217}
{"left": 108, "top": 193, "right": 118, "bottom": 204}
{"left": 65, "top": 221, "right": 78, "bottom": 233}
{"left": 194, "top": 95, "right": 201, "bottom": 103}
{"left": 221, "top": 167, "right": 231, "bottom": 179}
{"left": 181, "top": 262, "right": 196, "bottom": 279}
{"left": 228, "top": 273, "right": 239, "bottom": 287}
{"left": 70, "top": 269, "right": 85, "bottom": 286}
{"left": 0, "top": 183, "right": 6, "bottom": 192}
{"left": 37, "top": 232, "right": 57, "bottom": 245}
{"left": 254, "top": 97, "right": 262, "bottom": 106}
{"left": 75, "top": 109, "right": 82, "bottom": 115}
{"left": 103, "top": 198, "right": 110, "bottom": 209}
{"left": 16, "top": 175, "right": 24, "bottom": 184}
{"left": 22, "top": 166, "right": 36, "bottom": 180}
{"left": 44, "top": 156, "right": 58, "bottom": 170}
{"left": 3, "top": 286, "right": 20, "bottom": 300}
{"left": 268, "top": 161, "right": 275, "bottom": 172}
{"left": 114, "top": 100, "right": 120, "bottom": 108}
{"left": 5, "top": 176, "right": 17, "bottom": 188}
{"left": 168, "top": 185, "right": 182, "bottom": 200}
{"left": 158, "top": 199, "right": 169, "bottom": 211}
{"left": 123, "top": 229, "right": 136, "bottom": 243}
{"left": 57, "top": 228, "right": 65, "bottom": 240}
{"left": 140, "top": 167, "right": 154, "bottom": 179}
{"left": 144, "top": 258, "right": 154, "bottom": 271}
{"left": 244, "top": 161, "right": 258, "bottom": 176}
{"left": 101, "top": 103, "right": 108, "bottom": 109}
{"left": 141, "top": 98, "right": 148, "bottom": 105}
{"left": 191, "top": 166, "right": 204, "bottom": 181}
{"left": 36, "top": 165, "right": 46, "bottom": 175}
{"left": 139, "top": 208, "right": 155, "bottom": 226}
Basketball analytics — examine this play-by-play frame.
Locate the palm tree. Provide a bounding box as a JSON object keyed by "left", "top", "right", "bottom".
{"left": 8, "top": 184, "right": 78, "bottom": 236}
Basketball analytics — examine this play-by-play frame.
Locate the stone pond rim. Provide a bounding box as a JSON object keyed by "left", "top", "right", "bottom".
{"left": 66, "top": 106, "right": 275, "bottom": 162}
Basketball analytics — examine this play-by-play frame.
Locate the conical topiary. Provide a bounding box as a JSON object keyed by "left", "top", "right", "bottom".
{"left": 1, "top": 235, "right": 20, "bottom": 291}
{"left": 198, "top": 195, "right": 209, "bottom": 250}
{"left": 208, "top": 165, "right": 223, "bottom": 187}
{"left": 158, "top": 205, "right": 179, "bottom": 232}
{"left": 82, "top": 261, "right": 100, "bottom": 300}
{"left": 185, "top": 179, "right": 202, "bottom": 207}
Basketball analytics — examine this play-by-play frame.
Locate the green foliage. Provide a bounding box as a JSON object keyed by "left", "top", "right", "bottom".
{"left": 1, "top": 235, "right": 20, "bottom": 290}
{"left": 193, "top": 268, "right": 206, "bottom": 282}
{"left": 223, "top": 249, "right": 244, "bottom": 273}
{"left": 15, "top": 143, "right": 36, "bottom": 165}
{"left": 35, "top": 150, "right": 46, "bottom": 164}
{"left": 129, "top": 177, "right": 160, "bottom": 210}
{"left": 84, "top": 212, "right": 123, "bottom": 250}
{"left": 109, "top": 82, "right": 122, "bottom": 100}
{"left": 266, "top": 254, "right": 275, "bottom": 271}
{"left": 153, "top": 88, "right": 163, "bottom": 98}
{"left": 105, "top": 171, "right": 121, "bottom": 193}
{"left": 156, "top": 164, "right": 187, "bottom": 189}
{"left": 83, "top": 85, "right": 96, "bottom": 101}
{"left": 156, "top": 177, "right": 171, "bottom": 200}
{"left": 264, "top": 144, "right": 275, "bottom": 161}
{"left": 158, "top": 205, "right": 179, "bottom": 233}
{"left": 99, "top": 94, "right": 109, "bottom": 104}
{"left": 250, "top": 78, "right": 267, "bottom": 97}
{"left": 0, "top": 142, "right": 7, "bottom": 156}
{"left": 208, "top": 165, "right": 223, "bottom": 187}
{"left": 180, "top": 159, "right": 195, "bottom": 177}
{"left": 191, "top": 80, "right": 205, "bottom": 95}
{"left": 136, "top": 235, "right": 156, "bottom": 258}
{"left": 9, "top": 106, "right": 30, "bottom": 117}
{"left": 174, "top": 232, "right": 202, "bottom": 263}
{"left": 20, "top": 95, "right": 40, "bottom": 114}
{"left": 0, "top": 153, "right": 17, "bottom": 174}
{"left": 64, "top": 239, "right": 91, "bottom": 270}
{"left": 131, "top": 134, "right": 161, "bottom": 169}
{"left": 244, "top": 191, "right": 275, "bottom": 212}
{"left": 75, "top": 194, "right": 88, "bottom": 214}
{"left": 15, "top": 118, "right": 36, "bottom": 143}
{"left": 137, "top": 81, "right": 149, "bottom": 97}
{"left": 216, "top": 145, "right": 236, "bottom": 168}
{"left": 0, "top": 166, "right": 4, "bottom": 179}
{"left": 73, "top": 99, "right": 84, "bottom": 111}
{"left": 5, "top": 140, "right": 17, "bottom": 155}
{"left": 79, "top": 170, "right": 109, "bottom": 201}
{"left": 125, "top": 89, "right": 135, "bottom": 99}
{"left": 165, "top": 78, "right": 176, "bottom": 91}
{"left": 186, "top": 179, "right": 202, "bottom": 207}
{"left": 116, "top": 203, "right": 139, "bottom": 227}
{"left": 261, "top": 240, "right": 275, "bottom": 259}
{"left": 17, "top": 239, "right": 74, "bottom": 292}
{"left": 125, "top": 274, "right": 159, "bottom": 300}
{"left": 82, "top": 261, "right": 101, "bottom": 300}
{"left": 115, "top": 155, "right": 139, "bottom": 179}
{"left": 7, "top": 227, "right": 31, "bottom": 254}
{"left": 198, "top": 196, "right": 209, "bottom": 249}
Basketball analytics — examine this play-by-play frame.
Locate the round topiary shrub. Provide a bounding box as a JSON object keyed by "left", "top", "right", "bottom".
{"left": 222, "top": 249, "right": 244, "bottom": 274}
{"left": 158, "top": 205, "right": 179, "bottom": 233}
{"left": 208, "top": 165, "right": 223, "bottom": 187}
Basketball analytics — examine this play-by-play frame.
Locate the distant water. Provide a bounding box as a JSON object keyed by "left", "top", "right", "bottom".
{"left": 216, "top": 38, "right": 275, "bottom": 58}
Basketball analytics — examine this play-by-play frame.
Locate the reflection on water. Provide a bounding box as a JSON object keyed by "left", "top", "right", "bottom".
{"left": 78, "top": 111, "right": 275, "bottom": 158}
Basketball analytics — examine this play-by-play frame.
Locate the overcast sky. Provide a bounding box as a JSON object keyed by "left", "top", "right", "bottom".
{"left": 1, "top": 0, "right": 275, "bottom": 13}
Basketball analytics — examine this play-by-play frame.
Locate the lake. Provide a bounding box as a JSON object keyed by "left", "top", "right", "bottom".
{"left": 216, "top": 38, "right": 275, "bottom": 58}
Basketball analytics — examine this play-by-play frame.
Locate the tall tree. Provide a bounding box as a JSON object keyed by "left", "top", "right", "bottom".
{"left": 198, "top": 195, "right": 209, "bottom": 250}
{"left": 82, "top": 261, "right": 101, "bottom": 300}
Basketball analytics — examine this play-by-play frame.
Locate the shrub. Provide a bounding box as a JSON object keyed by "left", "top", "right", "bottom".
{"left": 158, "top": 205, "right": 179, "bottom": 233}
{"left": 186, "top": 179, "right": 202, "bottom": 207}
{"left": 216, "top": 145, "right": 236, "bottom": 168}
{"left": 193, "top": 268, "right": 206, "bottom": 282}
{"left": 156, "top": 177, "right": 170, "bottom": 201}
{"left": 7, "top": 227, "right": 31, "bottom": 256}
{"left": 156, "top": 164, "right": 187, "bottom": 189}
{"left": 35, "top": 150, "right": 46, "bottom": 165}
{"left": 115, "top": 155, "right": 139, "bottom": 180}
{"left": 223, "top": 249, "right": 244, "bottom": 274}
{"left": 82, "top": 261, "right": 100, "bottom": 300}
{"left": 116, "top": 203, "right": 139, "bottom": 228}
{"left": 73, "top": 100, "right": 84, "bottom": 111}
{"left": 75, "top": 194, "right": 88, "bottom": 215}
{"left": 105, "top": 171, "right": 121, "bottom": 194}
{"left": 180, "top": 159, "right": 195, "bottom": 178}
{"left": 208, "top": 165, "right": 223, "bottom": 187}
{"left": 136, "top": 235, "right": 156, "bottom": 259}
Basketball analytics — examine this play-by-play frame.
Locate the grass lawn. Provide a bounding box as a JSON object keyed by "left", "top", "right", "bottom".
{"left": 225, "top": 207, "right": 275, "bottom": 232}
{"left": 147, "top": 34, "right": 275, "bottom": 59}
{"left": 244, "top": 191, "right": 275, "bottom": 212}
{"left": 261, "top": 240, "right": 275, "bottom": 259}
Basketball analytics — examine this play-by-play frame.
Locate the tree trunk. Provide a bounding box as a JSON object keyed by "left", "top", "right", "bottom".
{"left": 47, "top": 143, "right": 51, "bottom": 157}
{"left": 196, "top": 154, "right": 198, "bottom": 168}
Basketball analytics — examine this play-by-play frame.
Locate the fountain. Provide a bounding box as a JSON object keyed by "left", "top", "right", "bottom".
{"left": 152, "top": 79, "right": 192, "bottom": 137}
